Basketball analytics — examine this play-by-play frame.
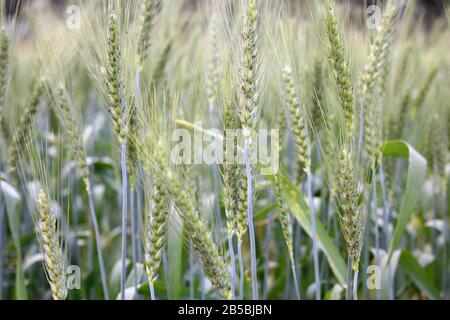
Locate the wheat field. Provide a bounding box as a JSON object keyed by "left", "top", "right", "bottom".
{"left": 0, "top": 0, "right": 449, "bottom": 300}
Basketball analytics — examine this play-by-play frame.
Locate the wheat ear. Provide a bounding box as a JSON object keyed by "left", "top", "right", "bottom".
{"left": 35, "top": 188, "right": 68, "bottom": 300}
{"left": 237, "top": 0, "right": 260, "bottom": 300}
{"left": 54, "top": 85, "right": 109, "bottom": 299}
{"left": 335, "top": 148, "right": 366, "bottom": 295}
{"left": 273, "top": 174, "right": 300, "bottom": 299}
{"left": 8, "top": 78, "right": 45, "bottom": 177}
{"left": 282, "top": 66, "right": 309, "bottom": 184}
{"left": 430, "top": 114, "right": 448, "bottom": 196}
{"left": 325, "top": 2, "right": 355, "bottom": 136}
{"left": 282, "top": 65, "right": 320, "bottom": 300}
{"left": 139, "top": 140, "right": 231, "bottom": 299}
{"left": 137, "top": 0, "right": 156, "bottom": 67}
{"left": 411, "top": 66, "right": 438, "bottom": 116}
{"left": 311, "top": 60, "right": 325, "bottom": 131}
{"left": 105, "top": 11, "right": 129, "bottom": 300}
{"left": 105, "top": 12, "right": 127, "bottom": 145}
{"left": 143, "top": 180, "right": 168, "bottom": 300}
{"left": 361, "top": 0, "right": 400, "bottom": 164}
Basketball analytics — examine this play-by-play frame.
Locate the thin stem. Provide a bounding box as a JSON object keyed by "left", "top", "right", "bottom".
{"left": 162, "top": 249, "right": 169, "bottom": 290}
{"left": 353, "top": 270, "right": 359, "bottom": 300}
{"left": 379, "top": 162, "right": 390, "bottom": 249}
{"left": 283, "top": 254, "right": 291, "bottom": 299}
{"left": 262, "top": 212, "right": 273, "bottom": 299}
{"left": 294, "top": 221, "right": 302, "bottom": 295}
{"left": 228, "top": 235, "right": 237, "bottom": 300}
{"left": 244, "top": 143, "right": 258, "bottom": 300}
{"left": 135, "top": 72, "right": 142, "bottom": 106}
{"left": 136, "top": 178, "right": 143, "bottom": 261}
{"left": 237, "top": 241, "right": 244, "bottom": 300}
{"left": 149, "top": 282, "right": 156, "bottom": 300}
{"left": 346, "top": 255, "right": 353, "bottom": 300}
{"left": 130, "top": 187, "right": 138, "bottom": 291}
{"left": 291, "top": 264, "right": 301, "bottom": 300}
{"left": 0, "top": 188, "right": 4, "bottom": 300}
{"left": 373, "top": 166, "right": 380, "bottom": 267}
{"left": 189, "top": 240, "right": 195, "bottom": 300}
{"left": 307, "top": 171, "right": 321, "bottom": 300}
{"left": 441, "top": 188, "right": 449, "bottom": 298}
{"left": 87, "top": 184, "right": 109, "bottom": 300}
{"left": 120, "top": 143, "right": 128, "bottom": 300}
{"left": 199, "top": 260, "right": 205, "bottom": 300}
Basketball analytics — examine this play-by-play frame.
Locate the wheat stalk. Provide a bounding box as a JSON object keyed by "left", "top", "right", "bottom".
{"left": 53, "top": 85, "right": 109, "bottom": 299}
{"left": 236, "top": 0, "right": 260, "bottom": 300}
{"left": 282, "top": 65, "right": 320, "bottom": 300}
{"left": 104, "top": 10, "right": 129, "bottom": 300}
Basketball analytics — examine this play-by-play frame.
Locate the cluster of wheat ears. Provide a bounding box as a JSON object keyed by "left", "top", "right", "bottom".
{"left": 0, "top": 0, "right": 449, "bottom": 300}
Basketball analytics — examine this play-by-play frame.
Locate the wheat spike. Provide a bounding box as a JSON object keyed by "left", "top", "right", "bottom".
{"left": 36, "top": 188, "right": 68, "bottom": 300}
{"left": 325, "top": 2, "right": 355, "bottom": 135}
{"left": 143, "top": 181, "right": 168, "bottom": 284}
{"left": 8, "top": 78, "right": 45, "bottom": 176}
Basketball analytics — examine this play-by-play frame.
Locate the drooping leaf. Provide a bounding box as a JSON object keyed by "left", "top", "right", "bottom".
{"left": 382, "top": 141, "right": 427, "bottom": 260}
{"left": 279, "top": 174, "right": 347, "bottom": 287}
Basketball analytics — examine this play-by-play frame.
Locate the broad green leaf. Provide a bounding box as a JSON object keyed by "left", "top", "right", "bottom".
{"left": 399, "top": 250, "right": 440, "bottom": 300}
{"left": 382, "top": 140, "right": 427, "bottom": 260}
{"left": 167, "top": 208, "right": 183, "bottom": 299}
{"left": 0, "top": 180, "right": 27, "bottom": 299}
{"left": 280, "top": 175, "right": 347, "bottom": 287}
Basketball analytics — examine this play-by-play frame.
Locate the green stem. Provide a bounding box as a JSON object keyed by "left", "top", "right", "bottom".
{"left": 346, "top": 255, "right": 353, "bottom": 300}
{"left": 307, "top": 172, "right": 321, "bottom": 299}
{"left": 87, "top": 184, "right": 109, "bottom": 300}
{"left": 237, "top": 241, "right": 244, "bottom": 300}
{"left": 245, "top": 142, "right": 258, "bottom": 300}
{"left": 120, "top": 143, "right": 128, "bottom": 300}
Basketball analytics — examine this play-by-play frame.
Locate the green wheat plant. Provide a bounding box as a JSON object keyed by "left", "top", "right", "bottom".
{"left": 0, "top": 0, "right": 448, "bottom": 301}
